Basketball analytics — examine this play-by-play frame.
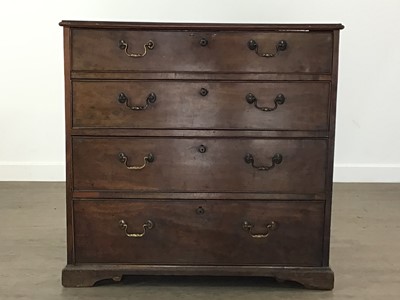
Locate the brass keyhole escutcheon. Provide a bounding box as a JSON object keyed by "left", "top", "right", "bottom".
{"left": 200, "top": 88, "right": 209, "bottom": 97}
{"left": 196, "top": 207, "right": 205, "bottom": 215}
{"left": 198, "top": 145, "right": 207, "bottom": 153}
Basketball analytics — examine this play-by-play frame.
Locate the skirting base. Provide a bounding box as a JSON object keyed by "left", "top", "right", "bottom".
{"left": 62, "top": 264, "right": 334, "bottom": 290}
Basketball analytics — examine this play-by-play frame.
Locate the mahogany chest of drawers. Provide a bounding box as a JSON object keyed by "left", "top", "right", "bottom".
{"left": 60, "top": 21, "right": 344, "bottom": 289}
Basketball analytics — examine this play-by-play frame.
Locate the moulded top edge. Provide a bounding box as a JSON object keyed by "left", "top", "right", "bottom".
{"left": 59, "top": 20, "right": 344, "bottom": 31}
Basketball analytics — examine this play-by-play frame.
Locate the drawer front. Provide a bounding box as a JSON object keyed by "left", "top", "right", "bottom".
{"left": 73, "top": 138, "right": 327, "bottom": 194}
{"left": 73, "top": 81, "right": 330, "bottom": 131}
{"left": 72, "top": 30, "right": 332, "bottom": 73}
{"left": 74, "top": 200, "right": 324, "bottom": 266}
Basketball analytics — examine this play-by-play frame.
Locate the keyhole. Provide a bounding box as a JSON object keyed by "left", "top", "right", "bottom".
{"left": 196, "top": 207, "right": 205, "bottom": 215}
{"left": 198, "top": 145, "right": 207, "bottom": 153}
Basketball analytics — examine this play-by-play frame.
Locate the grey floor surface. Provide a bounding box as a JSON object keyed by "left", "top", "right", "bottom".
{"left": 0, "top": 182, "right": 399, "bottom": 299}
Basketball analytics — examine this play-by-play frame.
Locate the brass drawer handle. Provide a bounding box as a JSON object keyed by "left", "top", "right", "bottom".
{"left": 244, "top": 153, "right": 283, "bottom": 171}
{"left": 118, "top": 92, "right": 157, "bottom": 110}
{"left": 242, "top": 221, "right": 278, "bottom": 238}
{"left": 248, "top": 39, "right": 287, "bottom": 57}
{"left": 246, "top": 93, "right": 285, "bottom": 112}
{"left": 118, "top": 39, "right": 155, "bottom": 57}
{"left": 119, "top": 219, "right": 153, "bottom": 238}
{"left": 118, "top": 152, "right": 154, "bottom": 170}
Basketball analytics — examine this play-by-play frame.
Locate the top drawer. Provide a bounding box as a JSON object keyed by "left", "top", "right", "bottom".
{"left": 71, "top": 30, "right": 333, "bottom": 74}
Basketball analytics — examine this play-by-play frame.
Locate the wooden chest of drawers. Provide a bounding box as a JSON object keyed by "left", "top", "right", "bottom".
{"left": 60, "top": 21, "right": 343, "bottom": 289}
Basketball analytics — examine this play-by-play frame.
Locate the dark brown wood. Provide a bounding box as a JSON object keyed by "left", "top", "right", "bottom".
{"left": 71, "top": 72, "right": 333, "bottom": 81}
{"left": 60, "top": 20, "right": 344, "bottom": 31}
{"left": 60, "top": 20, "right": 343, "bottom": 289}
{"left": 63, "top": 27, "right": 74, "bottom": 264}
{"left": 72, "top": 30, "right": 332, "bottom": 74}
{"left": 73, "top": 199, "right": 324, "bottom": 265}
{"left": 71, "top": 129, "right": 330, "bottom": 138}
{"left": 72, "top": 137, "right": 327, "bottom": 194}
{"left": 72, "top": 192, "right": 326, "bottom": 200}
{"left": 73, "top": 81, "right": 330, "bottom": 131}
{"left": 62, "top": 264, "right": 334, "bottom": 290}
{"left": 322, "top": 29, "right": 341, "bottom": 266}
